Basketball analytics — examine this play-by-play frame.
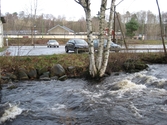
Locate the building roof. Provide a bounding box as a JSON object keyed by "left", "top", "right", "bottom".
{"left": 48, "top": 24, "right": 74, "bottom": 33}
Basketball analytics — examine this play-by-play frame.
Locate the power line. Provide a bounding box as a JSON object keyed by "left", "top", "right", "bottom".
{"left": 116, "top": 0, "right": 125, "bottom": 6}
{"left": 125, "top": 0, "right": 136, "bottom": 11}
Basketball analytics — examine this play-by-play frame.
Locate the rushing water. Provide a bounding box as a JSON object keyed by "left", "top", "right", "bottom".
{"left": 1, "top": 64, "right": 167, "bottom": 125}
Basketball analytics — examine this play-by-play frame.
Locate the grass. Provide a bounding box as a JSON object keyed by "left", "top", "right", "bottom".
{"left": 0, "top": 54, "right": 89, "bottom": 75}
{"left": 0, "top": 47, "right": 7, "bottom": 52}
{"left": 0, "top": 52, "right": 166, "bottom": 79}
{"left": 123, "top": 39, "right": 167, "bottom": 45}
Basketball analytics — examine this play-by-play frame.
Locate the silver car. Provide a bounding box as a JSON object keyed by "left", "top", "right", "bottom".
{"left": 93, "top": 39, "right": 121, "bottom": 52}
{"left": 47, "top": 40, "right": 59, "bottom": 48}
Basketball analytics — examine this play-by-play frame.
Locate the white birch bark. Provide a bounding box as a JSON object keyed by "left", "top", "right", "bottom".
{"left": 96, "top": 0, "right": 107, "bottom": 71}
{"left": 75, "top": 0, "right": 116, "bottom": 78}
{"left": 85, "top": 8, "right": 97, "bottom": 77}
{"left": 74, "top": 0, "right": 97, "bottom": 77}
{"left": 100, "top": 0, "right": 116, "bottom": 76}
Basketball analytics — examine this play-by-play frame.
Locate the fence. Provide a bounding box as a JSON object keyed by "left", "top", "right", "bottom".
{"left": 4, "top": 34, "right": 98, "bottom": 39}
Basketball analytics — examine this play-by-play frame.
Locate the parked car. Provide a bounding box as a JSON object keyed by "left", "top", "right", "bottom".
{"left": 47, "top": 40, "right": 59, "bottom": 48}
{"left": 65, "top": 38, "right": 89, "bottom": 53}
{"left": 93, "top": 39, "right": 121, "bottom": 52}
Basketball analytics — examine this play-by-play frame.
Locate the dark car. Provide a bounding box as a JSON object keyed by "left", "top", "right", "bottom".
{"left": 93, "top": 39, "right": 121, "bottom": 52}
{"left": 47, "top": 40, "right": 59, "bottom": 48}
{"left": 65, "top": 38, "right": 89, "bottom": 53}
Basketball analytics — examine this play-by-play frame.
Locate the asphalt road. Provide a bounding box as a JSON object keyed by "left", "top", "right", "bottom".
{"left": 0, "top": 44, "right": 165, "bottom": 56}
{"left": 1, "top": 45, "right": 66, "bottom": 56}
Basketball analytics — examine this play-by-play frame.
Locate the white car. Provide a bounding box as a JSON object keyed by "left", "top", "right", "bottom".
{"left": 47, "top": 40, "right": 59, "bottom": 48}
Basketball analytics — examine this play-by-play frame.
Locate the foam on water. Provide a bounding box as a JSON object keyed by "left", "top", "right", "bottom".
{"left": 109, "top": 79, "right": 146, "bottom": 98}
{"left": 0, "top": 103, "right": 23, "bottom": 124}
{"left": 129, "top": 102, "right": 143, "bottom": 118}
{"left": 134, "top": 73, "right": 167, "bottom": 89}
{"left": 117, "top": 79, "right": 146, "bottom": 90}
{"left": 51, "top": 103, "right": 67, "bottom": 111}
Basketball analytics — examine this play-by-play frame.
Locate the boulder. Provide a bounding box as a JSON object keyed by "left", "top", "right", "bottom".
{"left": 17, "top": 68, "right": 29, "bottom": 80}
{"left": 50, "top": 64, "right": 65, "bottom": 77}
{"left": 39, "top": 72, "right": 50, "bottom": 81}
{"left": 67, "top": 66, "right": 76, "bottom": 72}
{"left": 1, "top": 73, "right": 17, "bottom": 81}
{"left": 123, "top": 59, "right": 148, "bottom": 73}
{"left": 58, "top": 75, "right": 67, "bottom": 81}
{"left": 50, "top": 76, "right": 59, "bottom": 80}
{"left": 6, "top": 73, "right": 17, "bottom": 81}
{"left": 27, "top": 68, "right": 37, "bottom": 79}
{"left": 37, "top": 67, "right": 48, "bottom": 76}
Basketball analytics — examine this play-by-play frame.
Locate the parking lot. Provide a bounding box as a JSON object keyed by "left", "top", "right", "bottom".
{"left": 0, "top": 44, "right": 165, "bottom": 56}
{"left": 0, "top": 45, "right": 66, "bottom": 56}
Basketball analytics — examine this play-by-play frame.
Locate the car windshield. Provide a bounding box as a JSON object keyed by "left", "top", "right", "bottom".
{"left": 75, "top": 40, "right": 86, "bottom": 44}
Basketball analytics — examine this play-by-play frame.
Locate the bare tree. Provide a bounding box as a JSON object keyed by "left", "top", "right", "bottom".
{"left": 96, "top": 0, "right": 107, "bottom": 73}
{"left": 75, "top": 0, "right": 116, "bottom": 78}
{"left": 74, "top": 0, "right": 97, "bottom": 77}
{"left": 100, "top": 0, "right": 116, "bottom": 76}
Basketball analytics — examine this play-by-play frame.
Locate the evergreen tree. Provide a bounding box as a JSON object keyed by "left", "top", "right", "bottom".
{"left": 125, "top": 18, "right": 139, "bottom": 38}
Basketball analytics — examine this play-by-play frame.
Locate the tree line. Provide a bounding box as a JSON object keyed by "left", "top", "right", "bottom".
{"left": 3, "top": 10, "right": 167, "bottom": 40}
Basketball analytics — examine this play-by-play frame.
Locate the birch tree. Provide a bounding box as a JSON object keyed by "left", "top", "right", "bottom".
{"left": 101, "top": 0, "right": 116, "bottom": 76}
{"left": 74, "top": 0, "right": 97, "bottom": 77}
{"left": 75, "top": 0, "right": 116, "bottom": 78}
{"left": 96, "top": 0, "right": 107, "bottom": 76}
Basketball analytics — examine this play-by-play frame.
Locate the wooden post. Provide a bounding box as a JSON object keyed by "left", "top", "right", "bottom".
{"left": 116, "top": 12, "right": 128, "bottom": 49}
{"left": 156, "top": 0, "right": 167, "bottom": 55}
{"left": 113, "top": 6, "right": 116, "bottom": 43}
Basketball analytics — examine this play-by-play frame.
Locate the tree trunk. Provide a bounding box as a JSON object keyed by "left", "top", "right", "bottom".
{"left": 100, "top": 0, "right": 116, "bottom": 77}
{"left": 85, "top": 9, "right": 97, "bottom": 77}
{"left": 75, "top": 0, "right": 116, "bottom": 78}
{"left": 156, "top": 0, "right": 167, "bottom": 55}
{"left": 74, "top": 0, "right": 97, "bottom": 77}
{"left": 96, "top": 0, "right": 107, "bottom": 71}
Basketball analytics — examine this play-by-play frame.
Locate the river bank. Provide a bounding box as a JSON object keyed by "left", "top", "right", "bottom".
{"left": 0, "top": 52, "right": 167, "bottom": 84}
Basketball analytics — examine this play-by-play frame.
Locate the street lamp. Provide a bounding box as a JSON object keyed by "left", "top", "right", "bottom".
{"left": 31, "top": 25, "right": 36, "bottom": 48}
{"left": 33, "top": 25, "right": 36, "bottom": 48}
{"left": 164, "top": 20, "right": 167, "bottom": 38}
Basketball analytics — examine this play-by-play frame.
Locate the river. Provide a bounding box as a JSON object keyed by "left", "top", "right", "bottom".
{"left": 0, "top": 64, "right": 167, "bottom": 125}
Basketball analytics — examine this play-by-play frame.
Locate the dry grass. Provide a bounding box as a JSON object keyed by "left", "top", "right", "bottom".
{"left": 0, "top": 52, "right": 166, "bottom": 77}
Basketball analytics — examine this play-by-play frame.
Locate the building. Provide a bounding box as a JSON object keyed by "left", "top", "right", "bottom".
{"left": 48, "top": 25, "right": 74, "bottom": 34}
{"left": 0, "top": 17, "right": 6, "bottom": 48}
{"left": 0, "top": 0, "right": 6, "bottom": 48}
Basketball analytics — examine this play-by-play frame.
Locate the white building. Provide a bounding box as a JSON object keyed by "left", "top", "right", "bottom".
{"left": 0, "top": 17, "right": 5, "bottom": 48}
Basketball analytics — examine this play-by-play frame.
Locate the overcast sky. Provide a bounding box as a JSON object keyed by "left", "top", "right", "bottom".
{"left": 1, "top": 0, "right": 166, "bottom": 20}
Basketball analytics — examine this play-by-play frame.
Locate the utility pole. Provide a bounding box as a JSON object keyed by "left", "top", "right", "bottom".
{"left": 113, "top": 0, "right": 125, "bottom": 43}
{"left": 113, "top": 5, "right": 116, "bottom": 43}
{"left": 0, "top": 0, "right": 1, "bottom": 17}
{"left": 116, "top": 12, "right": 127, "bottom": 49}
{"left": 156, "top": 0, "right": 166, "bottom": 55}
